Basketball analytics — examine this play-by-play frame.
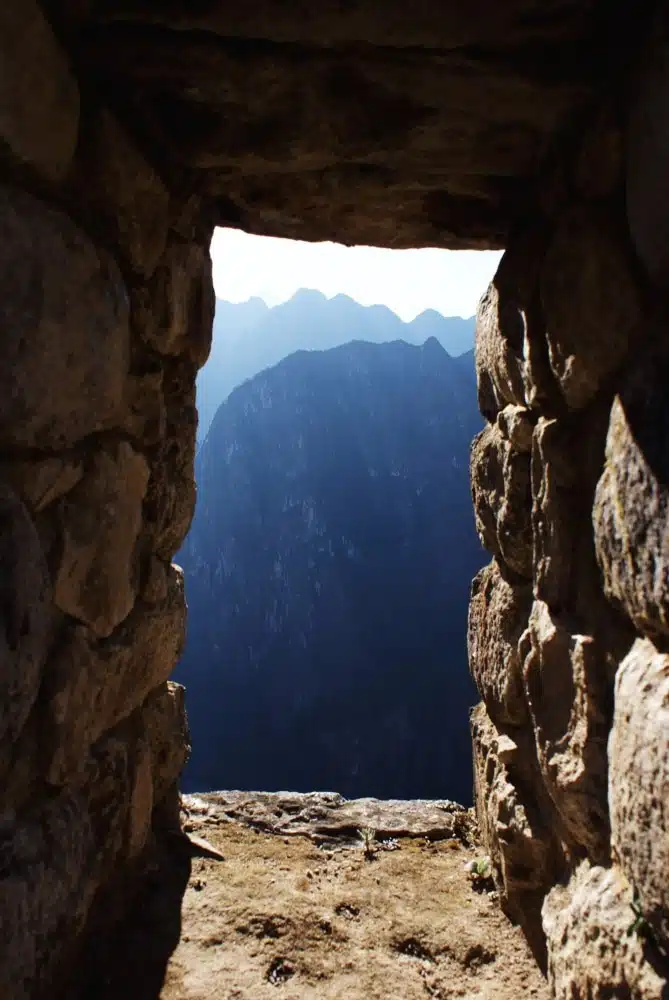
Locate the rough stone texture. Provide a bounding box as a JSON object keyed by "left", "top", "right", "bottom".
{"left": 0, "top": 185, "right": 129, "bottom": 449}
{"left": 594, "top": 346, "right": 669, "bottom": 643}
{"left": 470, "top": 422, "right": 533, "bottom": 578}
{"left": 543, "top": 863, "right": 669, "bottom": 999}
{"left": 45, "top": 565, "right": 186, "bottom": 786}
{"left": 540, "top": 206, "right": 642, "bottom": 410}
{"left": 468, "top": 559, "right": 530, "bottom": 726}
{"left": 44, "top": 0, "right": 637, "bottom": 250}
{"left": 75, "top": 111, "right": 170, "bottom": 278}
{"left": 0, "top": 1, "right": 79, "bottom": 183}
{"left": 0, "top": 483, "right": 52, "bottom": 761}
{"left": 531, "top": 417, "right": 577, "bottom": 610}
{"left": 474, "top": 226, "right": 560, "bottom": 421}
{"left": 496, "top": 404, "right": 534, "bottom": 453}
{"left": 467, "top": 32, "right": 667, "bottom": 981}
{"left": 519, "top": 602, "right": 610, "bottom": 862}
{"left": 144, "top": 358, "right": 199, "bottom": 560}
{"left": 609, "top": 639, "right": 669, "bottom": 951}
{"left": 135, "top": 238, "right": 215, "bottom": 366}
{"left": 53, "top": 443, "right": 150, "bottom": 638}
{"left": 143, "top": 681, "right": 191, "bottom": 809}
{"left": 471, "top": 702, "right": 561, "bottom": 967}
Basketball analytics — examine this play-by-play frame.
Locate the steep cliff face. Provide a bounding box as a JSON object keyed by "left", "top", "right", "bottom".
{"left": 178, "top": 338, "right": 484, "bottom": 802}
{"left": 196, "top": 291, "right": 475, "bottom": 444}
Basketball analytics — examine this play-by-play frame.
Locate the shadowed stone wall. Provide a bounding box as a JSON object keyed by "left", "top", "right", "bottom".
{"left": 0, "top": 3, "right": 213, "bottom": 996}
{"left": 469, "top": 20, "right": 669, "bottom": 993}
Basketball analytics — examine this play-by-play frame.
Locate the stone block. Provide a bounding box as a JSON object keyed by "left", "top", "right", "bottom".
{"left": 475, "top": 226, "right": 557, "bottom": 420}
{"left": 45, "top": 565, "right": 186, "bottom": 786}
{"left": 520, "top": 601, "right": 610, "bottom": 862}
{"left": 594, "top": 345, "right": 669, "bottom": 640}
{"left": 142, "top": 681, "right": 191, "bottom": 807}
{"left": 135, "top": 238, "right": 215, "bottom": 367}
{"left": 124, "top": 737, "right": 154, "bottom": 860}
{"left": 471, "top": 702, "right": 561, "bottom": 965}
{"left": 122, "top": 372, "right": 166, "bottom": 447}
{"left": 76, "top": 111, "right": 170, "bottom": 277}
{"left": 0, "top": 1, "right": 79, "bottom": 182}
{"left": 144, "top": 359, "right": 198, "bottom": 560}
{"left": 543, "top": 863, "right": 668, "bottom": 1000}
{"left": 496, "top": 404, "right": 534, "bottom": 453}
{"left": 530, "top": 417, "right": 576, "bottom": 609}
{"left": 0, "top": 185, "right": 129, "bottom": 449}
{"left": 0, "top": 482, "right": 51, "bottom": 758}
{"left": 540, "top": 205, "right": 641, "bottom": 409}
{"left": 470, "top": 422, "right": 532, "bottom": 578}
{"left": 609, "top": 638, "right": 669, "bottom": 951}
{"left": 54, "top": 442, "right": 149, "bottom": 638}
{"left": 468, "top": 559, "right": 530, "bottom": 726}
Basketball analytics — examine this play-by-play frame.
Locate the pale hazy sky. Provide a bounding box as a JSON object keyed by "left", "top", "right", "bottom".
{"left": 211, "top": 228, "right": 502, "bottom": 321}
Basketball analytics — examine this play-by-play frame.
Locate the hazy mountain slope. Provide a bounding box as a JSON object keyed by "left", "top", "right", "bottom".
{"left": 177, "top": 337, "right": 485, "bottom": 802}
{"left": 196, "top": 291, "right": 475, "bottom": 444}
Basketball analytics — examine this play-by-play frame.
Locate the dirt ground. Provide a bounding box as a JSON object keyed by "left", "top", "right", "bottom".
{"left": 159, "top": 793, "right": 549, "bottom": 1000}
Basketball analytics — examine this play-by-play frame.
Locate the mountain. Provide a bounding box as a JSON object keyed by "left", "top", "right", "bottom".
{"left": 196, "top": 290, "right": 475, "bottom": 444}
{"left": 176, "top": 336, "right": 485, "bottom": 803}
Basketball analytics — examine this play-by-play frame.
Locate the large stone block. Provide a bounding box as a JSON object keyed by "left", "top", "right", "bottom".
{"left": 540, "top": 205, "right": 641, "bottom": 409}
{"left": 0, "top": 186, "right": 129, "bottom": 449}
{"left": 594, "top": 346, "right": 669, "bottom": 641}
{"left": 468, "top": 559, "right": 530, "bottom": 726}
{"left": 54, "top": 442, "right": 149, "bottom": 638}
{"left": 142, "top": 681, "right": 191, "bottom": 807}
{"left": 520, "top": 601, "right": 610, "bottom": 862}
{"left": 531, "top": 417, "right": 577, "bottom": 609}
{"left": 122, "top": 372, "right": 167, "bottom": 448}
{"left": 45, "top": 565, "right": 186, "bottom": 785}
{"left": 75, "top": 111, "right": 170, "bottom": 277}
{"left": 470, "top": 422, "right": 532, "bottom": 578}
{"left": 543, "top": 863, "right": 668, "bottom": 1000}
{"left": 0, "top": 1, "right": 79, "bottom": 183}
{"left": 144, "top": 359, "right": 198, "bottom": 560}
{"left": 135, "top": 238, "right": 215, "bottom": 367}
{"left": 609, "top": 638, "right": 669, "bottom": 951}
{"left": 0, "top": 482, "right": 51, "bottom": 761}
{"left": 471, "top": 702, "right": 561, "bottom": 964}
{"left": 474, "top": 227, "right": 558, "bottom": 420}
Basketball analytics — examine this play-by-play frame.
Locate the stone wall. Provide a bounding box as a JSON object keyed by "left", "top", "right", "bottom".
{"left": 469, "top": 28, "right": 669, "bottom": 994}
{"left": 0, "top": 3, "right": 213, "bottom": 997}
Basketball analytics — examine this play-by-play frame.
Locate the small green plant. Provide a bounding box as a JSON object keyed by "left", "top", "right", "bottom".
{"left": 359, "top": 826, "right": 377, "bottom": 860}
{"left": 464, "top": 855, "right": 493, "bottom": 889}
{"left": 628, "top": 897, "right": 652, "bottom": 940}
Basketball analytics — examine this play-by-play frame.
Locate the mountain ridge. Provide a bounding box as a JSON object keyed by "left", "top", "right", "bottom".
{"left": 197, "top": 290, "right": 475, "bottom": 444}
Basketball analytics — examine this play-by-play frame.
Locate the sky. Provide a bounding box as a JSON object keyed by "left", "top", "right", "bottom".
{"left": 210, "top": 228, "right": 502, "bottom": 321}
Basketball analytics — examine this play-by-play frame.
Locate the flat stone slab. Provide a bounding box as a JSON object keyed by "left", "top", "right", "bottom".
{"left": 183, "top": 790, "right": 474, "bottom": 841}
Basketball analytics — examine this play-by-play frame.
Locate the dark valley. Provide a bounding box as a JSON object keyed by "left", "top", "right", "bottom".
{"left": 176, "top": 329, "right": 485, "bottom": 803}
